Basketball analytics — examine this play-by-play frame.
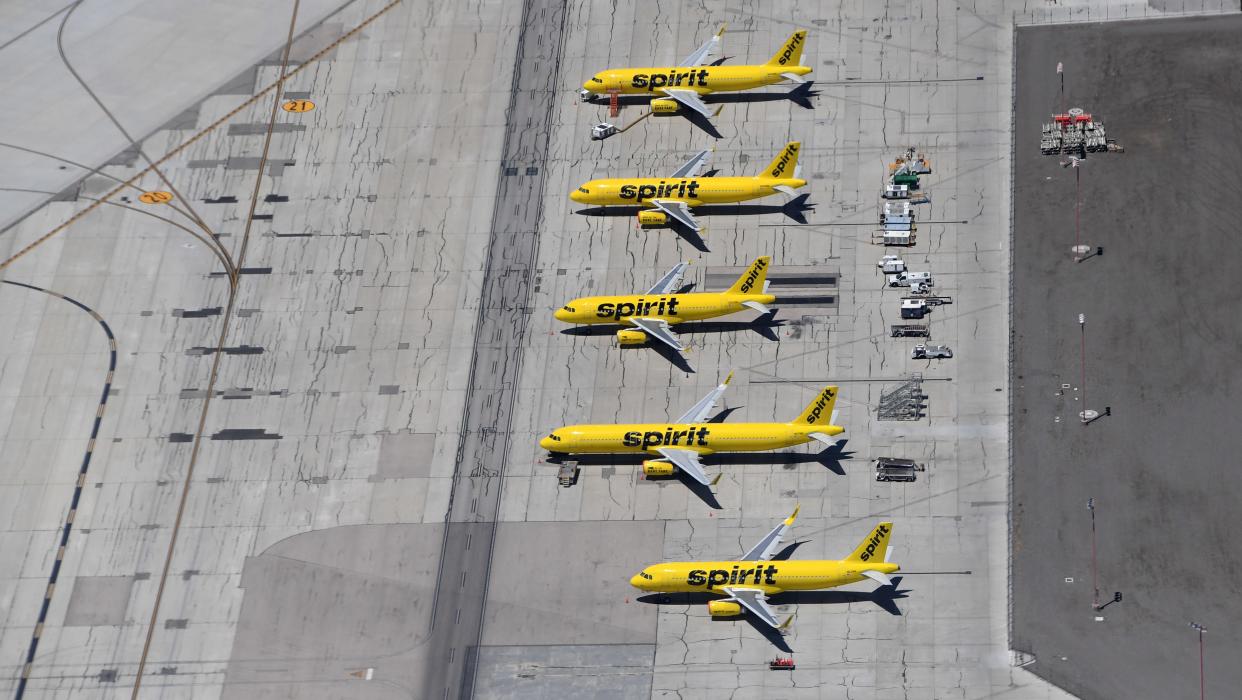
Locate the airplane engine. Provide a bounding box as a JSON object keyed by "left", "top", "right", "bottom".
{"left": 650, "top": 98, "right": 680, "bottom": 114}
{"left": 616, "top": 329, "right": 648, "bottom": 346}
{"left": 636, "top": 210, "right": 668, "bottom": 228}
{"left": 642, "top": 460, "right": 676, "bottom": 477}
{"left": 707, "top": 600, "right": 743, "bottom": 617}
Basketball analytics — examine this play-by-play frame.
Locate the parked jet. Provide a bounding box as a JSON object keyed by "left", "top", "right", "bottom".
{"left": 540, "top": 376, "right": 842, "bottom": 486}
{"left": 569, "top": 142, "right": 805, "bottom": 233}
{"left": 580, "top": 26, "right": 811, "bottom": 121}
{"left": 554, "top": 256, "right": 775, "bottom": 355}
{"left": 630, "top": 509, "right": 898, "bottom": 629}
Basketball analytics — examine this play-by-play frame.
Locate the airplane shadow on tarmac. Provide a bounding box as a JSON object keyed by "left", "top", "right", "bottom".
{"left": 591, "top": 82, "right": 820, "bottom": 139}
{"left": 545, "top": 439, "right": 856, "bottom": 510}
{"left": 559, "top": 312, "right": 786, "bottom": 373}
{"left": 575, "top": 196, "right": 815, "bottom": 252}
{"left": 636, "top": 576, "right": 910, "bottom": 652}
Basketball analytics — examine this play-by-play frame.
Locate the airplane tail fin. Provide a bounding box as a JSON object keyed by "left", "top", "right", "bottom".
{"left": 845, "top": 522, "right": 894, "bottom": 563}
{"left": 759, "top": 142, "right": 801, "bottom": 180}
{"left": 766, "top": 30, "right": 808, "bottom": 67}
{"left": 725, "top": 256, "right": 771, "bottom": 295}
{"left": 789, "top": 386, "right": 838, "bottom": 426}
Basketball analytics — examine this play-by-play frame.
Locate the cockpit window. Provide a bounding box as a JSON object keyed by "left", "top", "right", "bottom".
{"left": 591, "top": 77, "right": 603, "bottom": 84}
{"left": 546, "top": 433, "right": 561, "bottom": 442}
{"left": 561, "top": 305, "right": 576, "bottom": 312}
{"left": 577, "top": 187, "right": 589, "bottom": 194}
{"left": 640, "top": 572, "right": 653, "bottom": 580}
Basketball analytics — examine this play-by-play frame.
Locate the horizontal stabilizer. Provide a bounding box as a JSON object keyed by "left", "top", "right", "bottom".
{"left": 808, "top": 432, "right": 837, "bottom": 446}
{"left": 861, "top": 569, "right": 893, "bottom": 587}
{"left": 773, "top": 185, "right": 800, "bottom": 197}
{"left": 780, "top": 71, "right": 806, "bottom": 84}
{"left": 742, "top": 300, "right": 771, "bottom": 314}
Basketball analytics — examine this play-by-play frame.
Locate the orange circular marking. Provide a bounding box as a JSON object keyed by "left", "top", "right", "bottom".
{"left": 282, "top": 99, "right": 316, "bottom": 113}
{"left": 138, "top": 191, "right": 173, "bottom": 205}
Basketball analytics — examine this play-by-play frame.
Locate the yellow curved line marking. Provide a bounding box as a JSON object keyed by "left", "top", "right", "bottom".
{"left": 138, "top": 191, "right": 173, "bottom": 204}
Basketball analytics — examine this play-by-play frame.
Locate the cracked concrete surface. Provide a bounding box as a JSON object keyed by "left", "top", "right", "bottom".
{"left": 0, "top": 0, "right": 1234, "bottom": 698}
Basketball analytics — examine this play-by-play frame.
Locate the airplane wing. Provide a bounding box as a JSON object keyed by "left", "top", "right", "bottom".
{"left": 655, "top": 447, "right": 711, "bottom": 485}
{"left": 740, "top": 506, "right": 799, "bottom": 561}
{"left": 721, "top": 587, "right": 781, "bottom": 628}
{"left": 649, "top": 199, "right": 701, "bottom": 231}
{"left": 647, "top": 261, "right": 689, "bottom": 294}
{"left": 669, "top": 149, "right": 712, "bottom": 179}
{"left": 626, "top": 317, "right": 683, "bottom": 352}
{"left": 659, "top": 88, "right": 715, "bottom": 118}
{"left": 679, "top": 24, "right": 725, "bottom": 66}
{"left": 676, "top": 371, "right": 734, "bottom": 423}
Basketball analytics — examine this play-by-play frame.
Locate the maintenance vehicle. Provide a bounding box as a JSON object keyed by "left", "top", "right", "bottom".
{"left": 591, "top": 122, "right": 619, "bottom": 140}
{"left": 875, "top": 457, "right": 925, "bottom": 482}
{"left": 890, "top": 324, "right": 929, "bottom": 338}
{"left": 557, "top": 462, "right": 580, "bottom": 487}
{"left": 878, "top": 255, "right": 906, "bottom": 274}
{"left": 911, "top": 343, "right": 953, "bottom": 359}
{"left": 886, "top": 271, "right": 932, "bottom": 288}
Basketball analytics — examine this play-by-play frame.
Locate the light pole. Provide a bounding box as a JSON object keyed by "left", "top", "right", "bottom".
{"left": 1088, "top": 497, "right": 1099, "bottom": 609}
{"left": 1189, "top": 622, "right": 1206, "bottom": 700}
{"left": 1078, "top": 313, "right": 1093, "bottom": 422}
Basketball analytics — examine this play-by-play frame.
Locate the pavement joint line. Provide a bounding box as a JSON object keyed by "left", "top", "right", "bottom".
{"left": 0, "top": 0, "right": 403, "bottom": 273}
{"left": 128, "top": 1, "right": 306, "bottom": 694}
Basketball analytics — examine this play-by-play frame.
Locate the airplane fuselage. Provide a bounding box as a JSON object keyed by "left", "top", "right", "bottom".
{"left": 570, "top": 176, "right": 805, "bottom": 206}
{"left": 630, "top": 559, "right": 901, "bottom": 595}
{"left": 555, "top": 291, "right": 777, "bottom": 325}
{"left": 540, "top": 422, "right": 842, "bottom": 454}
{"left": 584, "top": 64, "right": 811, "bottom": 96}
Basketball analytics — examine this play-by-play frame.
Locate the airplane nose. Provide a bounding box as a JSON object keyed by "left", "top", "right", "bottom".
{"left": 539, "top": 436, "right": 554, "bottom": 450}
{"left": 569, "top": 189, "right": 585, "bottom": 203}
{"left": 553, "top": 308, "right": 570, "bottom": 322}
{"left": 629, "top": 574, "right": 645, "bottom": 589}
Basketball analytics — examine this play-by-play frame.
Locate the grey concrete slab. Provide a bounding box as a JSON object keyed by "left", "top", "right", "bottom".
{"left": 480, "top": 521, "right": 664, "bottom": 647}
{"left": 0, "top": 0, "right": 349, "bottom": 232}
{"left": 473, "top": 644, "right": 654, "bottom": 700}
{"left": 222, "top": 523, "right": 444, "bottom": 698}
{"left": 1011, "top": 14, "right": 1242, "bottom": 700}
{"left": 62, "top": 576, "right": 134, "bottom": 627}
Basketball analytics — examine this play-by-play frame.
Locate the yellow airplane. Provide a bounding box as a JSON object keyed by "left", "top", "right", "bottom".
{"left": 580, "top": 26, "right": 812, "bottom": 121}
{"left": 540, "top": 375, "right": 843, "bottom": 486}
{"left": 570, "top": 143, "right": 805, "bottom": 234}
{"left": 630, "top": 508, "right": 899, "bottom": 629}
{"left": 554, "top": 256, "right": 775, "bottom": 355}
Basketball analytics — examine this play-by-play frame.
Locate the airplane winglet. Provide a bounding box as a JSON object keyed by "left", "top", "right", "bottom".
{"left": 779, "top": 614, "right": 794, "bottom": 632}
{"left": 723, "top": 370, "right": 734, "bottom": 386}
{"left": 784, "top": 504, "right": 800, "bottom": 526}
{"left": 710, "top": 473, "right": 723, "bottom": 487}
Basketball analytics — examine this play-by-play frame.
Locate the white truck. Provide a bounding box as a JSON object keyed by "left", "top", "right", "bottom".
{"left": 878, "top": 255, "right": 906, "bottom": 274}
{"left": 886, "top": 270, "right": 932, "bottom": 288}
{"left": 911, "top": 343, "right": 953, "bottom": 359}
{"left": 591, "top": 122, "right": 619, "bottom": 140}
